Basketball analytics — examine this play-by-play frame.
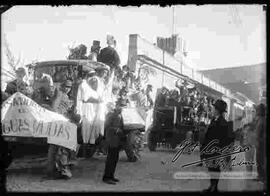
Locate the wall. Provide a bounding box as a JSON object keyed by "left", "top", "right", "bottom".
{"left": 127, "top": 34, "right": 229, "bottom": 97}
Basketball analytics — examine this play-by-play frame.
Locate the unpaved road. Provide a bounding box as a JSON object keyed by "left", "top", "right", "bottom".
{"left": 5, "top": 145, "right": 264, "bottom": 192}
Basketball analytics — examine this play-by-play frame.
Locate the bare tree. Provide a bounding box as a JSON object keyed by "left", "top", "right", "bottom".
{"left": 3, "top": 34, "right": 23, "bottom": 80}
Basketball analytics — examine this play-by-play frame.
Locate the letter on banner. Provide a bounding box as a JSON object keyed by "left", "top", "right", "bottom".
{"left": 1, "top": 92, "right": 77, "bottom": 151}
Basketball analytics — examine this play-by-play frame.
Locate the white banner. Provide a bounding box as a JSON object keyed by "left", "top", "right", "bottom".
{"left": 1, "top": 92, "right": 77, "bottom": 151}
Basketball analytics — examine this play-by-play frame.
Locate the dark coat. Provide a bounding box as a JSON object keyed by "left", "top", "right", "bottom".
{"left": 105, "top": 110, "right": 125, "bottom": 148}
{"left": 5, "top": 80, "right": 17, "bottom": 95}
{"left": 51, "top": 88, "right": 72, "bottom": 117}
{"left": 97, "top": 46, "right": 120, "bottom": 70}
{"left": 5, "top": 79, "right": 30, "bottom": 96}
{"left": 155, "top": 94, "right": 167, "bottom": 107}
{"left": 201, "top": 116, "right": 231, "bottom": 159}
{"left": 255, "top": 116, "right": 266, "bottom": 148}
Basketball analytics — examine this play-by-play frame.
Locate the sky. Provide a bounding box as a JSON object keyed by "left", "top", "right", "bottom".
{"left": 1, "top": 5, "right": 266, "bottom": 72}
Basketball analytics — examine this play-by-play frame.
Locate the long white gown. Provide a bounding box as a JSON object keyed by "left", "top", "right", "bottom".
{"left": 76, "top": 79, "right": 99, "bottom": 144}
{"left": 95, "top": 75, "right": 114, "bottom": 137}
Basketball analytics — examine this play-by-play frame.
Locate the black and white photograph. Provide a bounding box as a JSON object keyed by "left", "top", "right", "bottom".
{"left": 0, "top": 4, "right": 267, "bottom": 193}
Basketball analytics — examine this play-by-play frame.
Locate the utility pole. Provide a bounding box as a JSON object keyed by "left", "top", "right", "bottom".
{"left": 172, "top": 6, "right": 176, "bottom": 35}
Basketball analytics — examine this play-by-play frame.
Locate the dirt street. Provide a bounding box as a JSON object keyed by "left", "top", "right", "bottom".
{"left": 6, "top": 146, "right": 264, "bottom": 192}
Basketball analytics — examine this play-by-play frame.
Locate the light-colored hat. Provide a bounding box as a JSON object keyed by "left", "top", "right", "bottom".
{"left": 62, "top": 80, "right": 73, "bottom": 87}
{"left": 106, "top": 34, "right": 115, "bottom": 45}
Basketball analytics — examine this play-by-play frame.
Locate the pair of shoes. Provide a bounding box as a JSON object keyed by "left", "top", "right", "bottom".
{"left": 202, "top": 186, "right": 218, "bottom": 193}
{"left": 44, "top": 173, "right": 70, "bottom": 180}
{"left": 59, "top": 175, "right": 71, "bottom": 180}
{"left": 103, "top": 178, "right": 117, "bottom": 185}
{"left": 112, "top": 177, "right": 120, "bottom": 182}
{"left": 53, "top": 173, "right": 71, "bottom": 180}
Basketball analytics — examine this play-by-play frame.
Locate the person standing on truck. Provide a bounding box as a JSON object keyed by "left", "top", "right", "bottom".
{"left": 98, "top": 35, "right": 121, "bottom": 73}
{"left": 5, "top": 67, "right": 32, "bottom": 97}
{"left": 76, "top": 68, "right": 100, "bottom": 156}
{"left": 83, "top": 76, "right": 104, "bottom": 143}
{"left": 201, "top": 99, "right": 231, "bottom": 192}
{"left": 32, "top": 67, "right": 54, "bottom": 106}
{"left": 88, "top": 40, "right": 101, "bottom": 61}
{"left": 155, "top": 87, "right": 169, "bottom": 107}
{"left": 76, "top": 69, "right": 104, "bottom": 157}
{"left": 47, "top": 80, "right": 74, "bottom": 180}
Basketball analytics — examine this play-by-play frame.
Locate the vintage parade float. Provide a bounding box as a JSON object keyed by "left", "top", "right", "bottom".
{"left": 2, "top": 60, "right": 145, "bottom": 164}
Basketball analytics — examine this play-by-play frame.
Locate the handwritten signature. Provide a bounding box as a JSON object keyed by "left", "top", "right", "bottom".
{"left": 171, "top": 139, "right": 252, "bottom": 168}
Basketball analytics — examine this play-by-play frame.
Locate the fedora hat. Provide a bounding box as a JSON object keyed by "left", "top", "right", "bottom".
{"left": 213, "top": 99, "right": 227, "bottom": 113}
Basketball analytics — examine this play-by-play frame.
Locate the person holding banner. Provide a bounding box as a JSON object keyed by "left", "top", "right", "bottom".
{"left": 47, "top": 80, "right": 74, "bottom": 180}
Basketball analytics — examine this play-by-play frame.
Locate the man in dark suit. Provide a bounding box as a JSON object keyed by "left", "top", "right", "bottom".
{"left": 102, "top": 102, "right": 125, "bottom": 185}
{"left": 98, "top": 35, "right": 121, "bottom": 72}
{"left": 201, "top": 99, "right": 231, "bottom": 192}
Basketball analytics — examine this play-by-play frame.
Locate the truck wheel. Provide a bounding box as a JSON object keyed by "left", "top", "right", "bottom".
{"left": 148, "top": 132, "right": 157, "bottom": 151}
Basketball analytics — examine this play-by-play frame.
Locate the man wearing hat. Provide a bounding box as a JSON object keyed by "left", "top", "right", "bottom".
{"left": 201, "top": 99, "right": 231, "bottom": 192}
{"left": 97, "top": 35, "right": 121, "bottom": 72}
{"left": 102, "top": 97, "right": 125, "bottom": 185}
{"left": 88, "top": 40, "right": 101, "bottom": 61}
{"left": 52, "top": 80, "right": 73, "bottom": 117}
{"left": 5, "top": 67, "right": 31, "bottom": 97}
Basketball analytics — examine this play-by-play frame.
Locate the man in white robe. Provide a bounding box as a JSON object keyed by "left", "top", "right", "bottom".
{"left": 76, "top": 70, "right": 101, "bottom": 144}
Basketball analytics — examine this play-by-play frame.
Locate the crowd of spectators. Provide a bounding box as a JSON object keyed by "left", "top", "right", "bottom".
{"left": 155, "top": 84, "right": 216, "bottom": 125}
